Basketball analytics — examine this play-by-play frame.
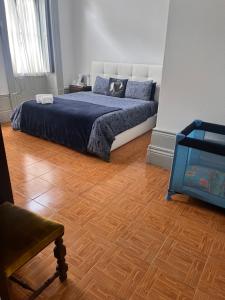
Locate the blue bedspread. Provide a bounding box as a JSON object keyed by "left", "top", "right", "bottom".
{"left": 19, "top": 98, "right": 120, "bottom": 154}
{"left": 11, "top": 92, "right": 157, "bottom": 160}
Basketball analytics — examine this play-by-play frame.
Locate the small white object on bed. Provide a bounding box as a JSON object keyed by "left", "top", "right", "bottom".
{"left": 91, "top": 61, "right": 162, "bottom": 151}
{"left": 36, "top": 94, "right": 54, "bottom": 104}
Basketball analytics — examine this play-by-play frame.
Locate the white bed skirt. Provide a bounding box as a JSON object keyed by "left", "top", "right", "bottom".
{"left": 111, "top": 114, "right": 157, "bottom": 151}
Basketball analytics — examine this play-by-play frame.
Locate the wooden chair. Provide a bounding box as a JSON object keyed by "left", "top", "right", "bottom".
{"left": 0, "top": 124, "right": 68, "bottom": 300}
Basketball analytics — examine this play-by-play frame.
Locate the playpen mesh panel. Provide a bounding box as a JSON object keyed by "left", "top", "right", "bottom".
{"left": 184, "top": 150, "right": 225, "bottom": 197}
{"left": 168, "top": 121, "right": 225, "bottom": 207}
{"left": 176, "top": 129, "right": 225, "bottom": 198}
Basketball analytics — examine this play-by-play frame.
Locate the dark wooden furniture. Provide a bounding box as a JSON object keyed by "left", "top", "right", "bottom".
{"left": 69, "top": 85, "right": 92, "bottom": 93}
{"left": 0, "top": 124, "right": 13, "bottom": 205}
{"left": 0, "top": 124, "right": 68, "bottom": 300}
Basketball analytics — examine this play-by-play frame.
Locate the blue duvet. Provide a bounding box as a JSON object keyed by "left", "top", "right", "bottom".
{"left": 11, "top": 92, "right": 157, "bottom": 160}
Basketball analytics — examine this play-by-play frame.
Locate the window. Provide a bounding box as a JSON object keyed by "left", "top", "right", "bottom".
{"left": 4, "top": 0, "right": 52, "bottom": 75}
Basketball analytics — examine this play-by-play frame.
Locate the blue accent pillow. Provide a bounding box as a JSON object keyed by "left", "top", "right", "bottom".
{"left": 125, "top": 80, "right": 154, "bottom": 101}
{"left": 93, "top": 76, "right": 109, "bottom": 95}
{"left": 107, "top": 78, "right": 128, "bottom": 98}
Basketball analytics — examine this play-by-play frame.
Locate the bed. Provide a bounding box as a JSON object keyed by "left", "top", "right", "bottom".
{"left": 11, "top": 61, "right": 162, "bottom": 161}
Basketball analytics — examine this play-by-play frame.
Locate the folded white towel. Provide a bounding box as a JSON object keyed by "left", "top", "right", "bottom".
{"left": 36, "top": 94, "right": 54, "bottom": 104}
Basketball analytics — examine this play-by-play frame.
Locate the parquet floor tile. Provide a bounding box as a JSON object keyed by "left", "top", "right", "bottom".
{"left": 194, "top": 289, "right": 225, "bottom": 300}
{"left": 169, "top": 219, "right": 214, "bottom": 258}
{"left": 67, "top": 237, "right": 111, "bottom": 281}
{"left": 79, "top": 184, "right": 118, "bottom": 209}
{"left": 133, "top": 265, "right": 195, "bottom": 300}
{"left": 154, "top": 238, "right": 206, "bottom": 288}
{"left": 34, "top": 187, "right": 79, "bottom": 211}
{"left": 147, "top": 198, "right": 185, "bottom": 218}
{"left": 177, "top": 199, "right": 225, "bottom": 233}
{"left": 92, "top": 247, "right": 148, "bottom": 300}
{"left": 108, "top": 194, "right": 146, "bottom": 222}
{"left": 197, "top": 257, "right": 225, "bottom": 299}
{"left": 15, "top": 177, "right": 54, "bottom": 201}
{"left": 116, "top": 225, "right": 164, "bottom": 264}
{"left": 57, "top": 201, "right": 99, "bottom": 227}
{"left": 39, "top": 167, "right": 75, "bottom": 186}
{"left": 2, "top": 123, "right": 225, "bottom": 299}
{"left": 138, "top": 209, "right": 176, "bottom": 238}
{"left": 25, "top": 160, "right": 57, "bottom": 177}
{"left": 9, "top": 166, "right": 36, "bottom": 186}
{"left": 84, "top": 210, "right": 132, "bottom": 243}
{"left": 22, "top": 200, "right": 55, "bottom": 218}
{"left": 210, "top": 236, "right": 225, "bottom": 260}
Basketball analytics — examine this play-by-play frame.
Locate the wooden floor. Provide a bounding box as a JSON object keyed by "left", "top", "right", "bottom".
{"left": 2, "top": 124, "right": 225, "bottom": 300}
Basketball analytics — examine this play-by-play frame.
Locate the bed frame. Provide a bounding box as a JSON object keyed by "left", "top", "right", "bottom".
{"left": 91, "top": 61, "right": 162, "bottom": 151}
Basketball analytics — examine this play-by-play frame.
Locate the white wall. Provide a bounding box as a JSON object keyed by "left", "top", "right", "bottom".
{"left": 0, "top": 38, "right": 11, "bottom": 122}
{"left": 1, "top": 1, "right": 170, "bottom": 92}
{"left": 157, "top": 0, "right": 225, "bottom": 133}
{"left": 69, "top": 0, "right": 169, "bottom": 84}
{"left": 58, "top": 0, "right": 77, "bottom": 88}
{"left": 0, "top": 39, "right": 9, "bottom": 95}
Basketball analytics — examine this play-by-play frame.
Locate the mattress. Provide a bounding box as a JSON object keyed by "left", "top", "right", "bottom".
{"left": 111, "top": 114, "right": 157, "bottom": 151}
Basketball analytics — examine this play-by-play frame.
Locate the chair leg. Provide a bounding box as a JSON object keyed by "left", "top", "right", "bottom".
{"left": 0, "top": 276, "right": 11, "bottom": 300}
{"left": 54, "top": 237, "right": 68, "bottom": 282}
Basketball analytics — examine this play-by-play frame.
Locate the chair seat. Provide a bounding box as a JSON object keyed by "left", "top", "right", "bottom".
{"left": 0, "top": 202, "right": 64, "bottom": 278}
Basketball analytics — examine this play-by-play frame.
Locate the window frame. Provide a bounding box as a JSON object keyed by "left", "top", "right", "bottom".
{"left": 4, "top": 0, "right": 54, "bottom": 76}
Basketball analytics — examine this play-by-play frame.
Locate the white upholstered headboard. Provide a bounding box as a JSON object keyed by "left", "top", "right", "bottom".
{"left": 91, "top": 61, "right": 162, "bottom": 101}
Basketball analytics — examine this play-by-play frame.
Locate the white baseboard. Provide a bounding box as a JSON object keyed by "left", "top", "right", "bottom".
{"left": 147, "top": 128, "right": 176, "bottom": 169}
{"left": 0, "top": 110, "right": 12, "bottom": 123}
{"left": 0, "top": 95, "right": 12, "bottom": 123}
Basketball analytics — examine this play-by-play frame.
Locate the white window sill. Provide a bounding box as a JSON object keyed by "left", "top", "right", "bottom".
{"left": 14, "top": 72, "right": 53, "bottom": 78}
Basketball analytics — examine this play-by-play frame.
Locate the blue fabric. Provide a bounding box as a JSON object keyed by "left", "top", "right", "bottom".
{"left": 125, "top": 80, "right": 153, "bottom": 101}
{"left": 150, "top": 82, "right": 156, "bottom": 101}
{"left": 107, "top": 78, "right": 128, "bottom": 98}
{"left": 11, "top": 92, "right": 158, "bottom": 161}
{"left": 19, "top": 98, "right": 121, "bottom": 153}
{"left": 92, "top": 76, "right": 109, "bottom": 95}
{"left": 59, "top": 92, "right": 157, "bottom": 160}
{"left": 184, "top": 165, "right": 225, "bottom": 197}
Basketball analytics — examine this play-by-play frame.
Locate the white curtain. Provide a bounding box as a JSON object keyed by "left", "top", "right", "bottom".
{"left": 4, "top": 0, "right": 51, "bottom": 75}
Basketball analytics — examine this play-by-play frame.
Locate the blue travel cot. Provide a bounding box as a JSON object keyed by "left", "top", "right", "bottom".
{"left": 166, "top": 120, "right": 225, "bottom": 208}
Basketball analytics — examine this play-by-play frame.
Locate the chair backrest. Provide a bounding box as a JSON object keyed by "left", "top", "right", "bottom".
{"left": 0, "top": 124, "right": 13, "bottom": 204}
